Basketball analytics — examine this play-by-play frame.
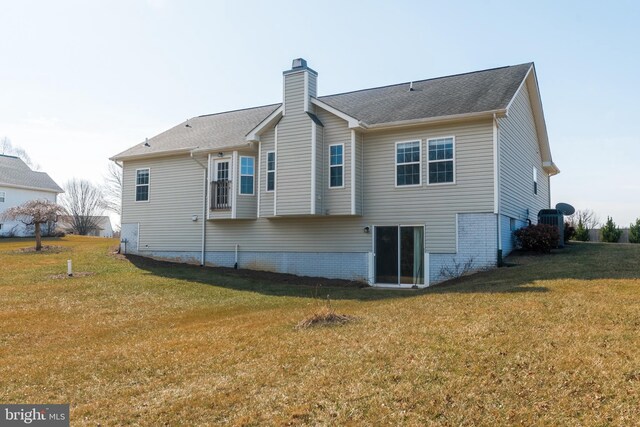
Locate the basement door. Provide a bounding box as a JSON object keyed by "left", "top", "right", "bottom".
{"left": 374, "top": 226, "right": 425, "bottom": 286}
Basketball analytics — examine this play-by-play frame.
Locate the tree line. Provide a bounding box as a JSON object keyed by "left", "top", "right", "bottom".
{"left": 565, "top": 209, "right": 640, "bottom": 244}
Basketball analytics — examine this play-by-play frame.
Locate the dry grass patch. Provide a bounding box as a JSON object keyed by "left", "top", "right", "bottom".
{"left": 1, "top": 237, "right": 640, "bottom": 425}
{"left": 296, "top": 299, "right": 357, "bottom": 329}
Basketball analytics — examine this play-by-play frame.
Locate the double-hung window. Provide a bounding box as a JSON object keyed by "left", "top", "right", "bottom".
{"left": 0, "top": 191, "right": 5, "bottom": 203}
{"left": 396, "top": 141, "right": 421, "bottom": 186}
{"left": 533, "top": 167, "right": 538, "bottom": 195}
{"left": 240, "top": 156, "right": 255, "bottom": 195}
{"left": 329, "top": 144, "right": 344, "bottom": 188}
{"left": 135, "top": 169, "right": 149, "bottom": 201}
{"left": 266, "top": 152, "right": 275, "bottom": 192}
{"left": 427, "top": 137, "right": 455, "bottom": 184}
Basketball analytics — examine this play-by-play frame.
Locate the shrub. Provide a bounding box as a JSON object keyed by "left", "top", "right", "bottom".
{"left": 514, "top": 223, "right": 560, "bottom": 253}
{"left": 600, "top": 216, "right": 622, "bottom": 243}
{"left": 564, "top": 222, "right": 575, "bottom": 243}
{"left": 573, "top": 219, "right": 590, "bottom": 242}
{"left": 630, "top": 218, "right": 640, "bottom": 244}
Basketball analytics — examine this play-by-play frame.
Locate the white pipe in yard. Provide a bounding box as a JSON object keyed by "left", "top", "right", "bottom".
{"left": 67, "top": 260, "right": 73, "bottom": 277}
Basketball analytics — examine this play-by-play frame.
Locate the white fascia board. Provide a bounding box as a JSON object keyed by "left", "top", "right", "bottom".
{"left": 520, "top": 66, "right": 557, "bottom": 174}
{"left": 245, "top": 105, "right": 284, "bottom": 142}
{"left": 190, "top": 142, "right": 255, "bottom": 156}
{"left": 310, "top": 98, "right": 365, "bottom": 129}
{"left": 543, "top": 161, "right": 560, "bottom": 175}
{"left": 365, "top": 110, "right": 505, "bottom": 131}
{"left": 110, "top": 147, "right": 196, "bottom": 162}
{"left": 0, "top": 183, "right": 62, "bottom": 194}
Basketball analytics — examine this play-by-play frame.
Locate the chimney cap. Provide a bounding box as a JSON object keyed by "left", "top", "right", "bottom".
{"left": 292, "top": 58, "right": 307, "bottom": 69}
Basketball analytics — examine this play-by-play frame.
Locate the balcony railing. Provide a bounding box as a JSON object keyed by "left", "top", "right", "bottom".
{"left": 210, "top": 180, "right": 231, "bottom": 210}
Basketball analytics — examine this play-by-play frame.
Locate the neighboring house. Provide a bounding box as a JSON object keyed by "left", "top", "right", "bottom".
{"left": 57, "top": 215, "right": 114, "bottom": 238}
{"left": 111, "top": 59, "right": 559, "bottom": 287}
{"left": 0, "top": 154, "right": 63, "bottom": 236}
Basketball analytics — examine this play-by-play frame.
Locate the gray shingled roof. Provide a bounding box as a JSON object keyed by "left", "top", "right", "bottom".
{"left": 319, "top": 63, "right": 532, "bottom": 125}
{"left": 0, "top": 155, "right": 63, "bottom": 193}
{"left": 113, "top": 63, "right": 531, "bottom": 159}
{"left": 112, "top": 104, "right": 280, "bottom": 159}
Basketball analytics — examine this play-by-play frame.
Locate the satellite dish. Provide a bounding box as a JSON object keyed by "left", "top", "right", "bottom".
{"left": 555, "top": 202, "right": 575, "bottom": 216}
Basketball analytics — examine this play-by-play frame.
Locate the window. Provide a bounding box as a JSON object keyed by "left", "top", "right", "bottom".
{"left": 533, "top": 167, "right": 538, "bottom": 195}
{"left": 428, "top": 137, "right": 454, "bottom": 184}
{"left": 0, "top": 191, "right": 5, "bottom": 202}
{"left": 396, "top": 141, "right": 421, "bottom": 186}
{"left": 329, "top": 144, "right": 343, "bottom": 188}
{"left": 266, "top": 151, "right": 275, "bottom": 192}
{"left": 135, "top": 169, "right": 149, "bottom": 201}
{"left": 240, "top": 156, "right": 254, "bottom": 195}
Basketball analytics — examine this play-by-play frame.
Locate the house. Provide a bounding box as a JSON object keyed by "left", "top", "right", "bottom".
{"left": 57, "top": 215, "right": 114, "bottom": 238}
{"left": 111, "top": 59, "right": 559, "bottom": 287}
{"left": 0, "top": 154, "right": 63, "bottom": 237}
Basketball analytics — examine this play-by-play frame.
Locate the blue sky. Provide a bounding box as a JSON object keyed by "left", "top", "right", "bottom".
{"left": 1, "top": 0, "right": 638, "bottom": 225}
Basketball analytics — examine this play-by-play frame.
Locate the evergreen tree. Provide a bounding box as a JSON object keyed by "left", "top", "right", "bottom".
{"left": 574, "top": 219, "right": 590, "bottom": 242}
{"left": 600, "top": 216, "right": 622, "bottom": 243}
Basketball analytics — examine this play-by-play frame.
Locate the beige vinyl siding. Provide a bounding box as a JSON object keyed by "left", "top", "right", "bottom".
{"left": 123, "top": 119, "right": 495, "bottom": 255}
{"left": 308, "top": 72, "right": 317, "bottom": 99}
{"left": 235, "top": 149, "right": 258, "bottom": 219}
{"left": 122, "top": 154, "right": 204, "bottom": 251}
{"left": 204, "top": 216, "right": 366, "bottom": 253}
{"left": 316, "top": 108, "right": 351, "bottom": 215}
{"left": 278, "top": 71, "right": 312, "bottom": 215}
{"left": 498, "top": 85, "right": 550, "bottom": 222}
{"left": 259, "top": 128, "right": 275, "bottom": 217}
{"left": 363, "top": 119, "right": 495, "bottom": 253}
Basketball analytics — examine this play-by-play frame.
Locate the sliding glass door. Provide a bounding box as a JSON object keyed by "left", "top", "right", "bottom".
{"left": 375, "top": 226, "right": 424, "bottom": 286}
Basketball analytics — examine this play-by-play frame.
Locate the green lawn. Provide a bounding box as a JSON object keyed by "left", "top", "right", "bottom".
{"left": 1, "top": 236, "right": 639, "bottom": 425}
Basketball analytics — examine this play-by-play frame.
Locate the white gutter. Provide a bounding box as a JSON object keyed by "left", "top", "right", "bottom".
{"left": 0, "top": 182, "right": 64, "bottom": 194}
{"left": 110, "top": 147, "right": 196, "bottom": 162}
{"left": 364, "top": 110, "right": 507, "bottom": 131}
{"left": 190, "top": 142, "right": 254, "bottom": 156}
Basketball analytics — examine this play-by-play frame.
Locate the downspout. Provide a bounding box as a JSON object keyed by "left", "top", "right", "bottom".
{"left": 493, "top": 113, "right": 503, "bottom": 266}
{"left": 190, "top": 151, "right": 207, "bottom": 266}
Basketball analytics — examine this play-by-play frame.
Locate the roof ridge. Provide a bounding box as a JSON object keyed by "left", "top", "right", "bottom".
{"left": 0, "top": 154, "right": 21, "bottom": 159}
{"left": 196, "top": 102, "right": 281, "bottom": 119}
{"left": 318, "top": 62, "right": 533, "bottom": 99}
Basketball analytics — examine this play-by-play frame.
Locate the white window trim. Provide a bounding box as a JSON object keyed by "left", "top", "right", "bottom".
{"left": 135, "top": 168, "right": 150, "bottom": 202}
{"left": 329, "top": 143, "right": 345, "bottom": 189}
{"left": 238, "top": 155, "right": 255, "bottom": 196}
{"left": 0, "top": 191, "right": 5, "bottom": 203}
{"left": 426, "top": 136, "right": 456, "bottom": 186}
{"left": 533, "top": 166, "right": 538, "bottom": 195}
{"left": 266, "top": 151, "right": 276, "bottom": 193}
{"left": 394, "top": 140, "right": 422, "bottom": 188}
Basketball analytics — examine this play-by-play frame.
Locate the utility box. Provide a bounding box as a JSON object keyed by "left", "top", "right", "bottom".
{"left": 538, "top": 209, "right": 564, "bottom": 248}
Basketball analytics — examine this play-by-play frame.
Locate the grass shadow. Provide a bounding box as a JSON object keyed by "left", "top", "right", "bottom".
{"left": 119, "top": 244, "right": 638, "bottom": 300}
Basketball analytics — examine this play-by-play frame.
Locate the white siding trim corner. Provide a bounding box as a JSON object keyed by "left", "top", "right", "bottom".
{"left": 350, "top": 130, "right": 356, "bottom": 215}
{"left": 310, "top": 121, "right": 317, "bottom": 214}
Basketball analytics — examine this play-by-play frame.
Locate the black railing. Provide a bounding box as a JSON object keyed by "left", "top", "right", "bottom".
{"left": 210, "top": 180, "right": 231, "bottom": 210}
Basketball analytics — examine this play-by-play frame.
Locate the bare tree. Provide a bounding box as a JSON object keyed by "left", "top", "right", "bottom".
{"left": 567, "top": 209, "right": 600, "bottom": 230}
{"left": 1, "top": 200, "right": 64, "bottom": 250}
{"left": 0, "top": 136, "right": 40, "bottom": 170}
{"left": 60, "top": 179, "right": 107, "bottom": 235}
{"left": 103, "top": 162, "right": 122, "bottom": 215}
